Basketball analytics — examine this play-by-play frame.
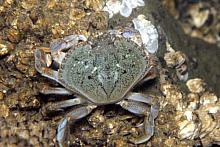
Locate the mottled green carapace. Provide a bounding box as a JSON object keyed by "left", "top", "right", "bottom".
{"left": 59, "top": 37, "right": 147, "bottom": 104}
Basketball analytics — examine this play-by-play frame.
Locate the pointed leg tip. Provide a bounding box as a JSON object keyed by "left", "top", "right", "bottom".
{"left": 131, "top": 128, "right": 153, "bottom": 144}
{"left": 57, "top": 118, "right": 69, "bottom": 147}
{"left": 151, "top": 102, "right": 160, "bottom": 119}
{"left": 130, "top": 134, "right": 152, "bottom": 145}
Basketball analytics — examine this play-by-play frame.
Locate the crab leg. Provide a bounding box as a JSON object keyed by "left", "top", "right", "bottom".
{"left": 41, "top": 97, "right": 87, "bottom": 115}
{"left": 117, "top": 98, "right": 159, "bottom": 144}
{"left": 126, "top": 93, "right": 153, "bottom": 104}
{"left": 126, "top": 92, "right": 159, "bottom": 119}
{"left": 134, "top": 66, "right": 156, "bottom": 88}
{"left": 40, "top": 86, "right": 73, "bottom": 95}
{"left": 117, "top": 100, "right": 150, "bottom": 116}
{"left": 57, "top": 105, "right": 96, "bottom": 147}
{"left": 139, "top": 54, "right": 159, "bottom": 85}
{"left": 141, "top": 67, "right": 157, "bottom": 83}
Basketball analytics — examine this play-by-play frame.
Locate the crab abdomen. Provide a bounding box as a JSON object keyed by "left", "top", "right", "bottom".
{"left": 59, "top": 38, "right": 147, "bottom": 104}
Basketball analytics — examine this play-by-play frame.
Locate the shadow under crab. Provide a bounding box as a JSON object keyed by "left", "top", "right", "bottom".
{"left": 35, "top": 29, "right": 160, "bottom": 146}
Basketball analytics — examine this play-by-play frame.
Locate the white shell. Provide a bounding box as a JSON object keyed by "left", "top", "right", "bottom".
{"left": 103, "top": 0, "right": 121, "bottom": 18}
{"left": 132, "top": 15, "right": 158, "bottom": 54}
{"left": 103, "top": 0, "right": 145, "bottom": 18}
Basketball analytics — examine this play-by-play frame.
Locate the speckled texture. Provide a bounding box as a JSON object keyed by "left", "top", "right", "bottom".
{"left": 0, "top": 0, "right": 220, "bottom": 146}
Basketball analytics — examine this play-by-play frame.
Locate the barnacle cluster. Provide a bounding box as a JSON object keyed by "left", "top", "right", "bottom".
{"left": 161, "top": 57, "right": 220, "bottom": 145}
{"left": 164, "top": 42, "right": 188, "bottom": 81}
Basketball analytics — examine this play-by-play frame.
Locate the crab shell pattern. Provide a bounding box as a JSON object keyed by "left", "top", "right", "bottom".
{"left": 35, "top": 26, "right": 160, "bottom": 146}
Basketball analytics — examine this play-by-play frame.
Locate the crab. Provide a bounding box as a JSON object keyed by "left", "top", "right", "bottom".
{"left": 35, "top": 27, "right": 160, "bottom": 146}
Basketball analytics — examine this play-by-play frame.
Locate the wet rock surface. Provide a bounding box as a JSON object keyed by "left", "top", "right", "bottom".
{"left": 0, "top": 0, "right": 219, "bottom": 146}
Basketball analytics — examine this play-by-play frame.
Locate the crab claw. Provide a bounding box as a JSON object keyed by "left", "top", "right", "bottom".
{"left": 34, "top": 48, "right": 52, "bottom": 71}
{"left": 50, "top": 34, "right": 87, "bottom": 53}
{"left": 49, "top": 34, "right": 87, "bottom": 65}
{"left": 34, "top": 48, "right": 59, "bottom": 82}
